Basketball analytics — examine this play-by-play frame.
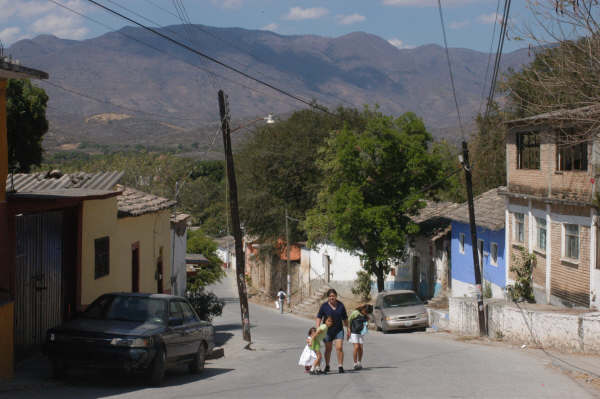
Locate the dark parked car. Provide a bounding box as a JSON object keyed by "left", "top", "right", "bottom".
{"left": 373, "top": 290, "right": 428, "bottom": 333}
{"left": 45, "top": 293, "right": 215, "bottom": 385}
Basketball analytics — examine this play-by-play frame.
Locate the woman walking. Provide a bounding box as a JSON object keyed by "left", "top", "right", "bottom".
{"left": 315, "top": 288, "right": 348, "bottom": 374}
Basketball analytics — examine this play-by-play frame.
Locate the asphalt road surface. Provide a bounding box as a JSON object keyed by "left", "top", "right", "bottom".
{"left": 5, "top": 272, "right": 596, "bottom": 399}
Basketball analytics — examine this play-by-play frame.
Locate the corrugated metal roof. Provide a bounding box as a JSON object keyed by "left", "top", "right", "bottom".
{"left": 6, "top": 171, "right": 124, "bottom": 193}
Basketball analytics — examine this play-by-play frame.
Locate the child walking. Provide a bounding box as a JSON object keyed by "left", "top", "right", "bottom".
{"left": 347, "top": 304, "right": 369, "bottom": 370}
{"left": 298, "top": 327, "right": 317, "bottom": 372}
{"left": 309, "top": 316, "right": 334, "bottom": 375}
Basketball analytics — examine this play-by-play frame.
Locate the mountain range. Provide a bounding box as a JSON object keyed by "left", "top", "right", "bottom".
{"left": 8, "top": 25, "right": 533, "bottom": 155}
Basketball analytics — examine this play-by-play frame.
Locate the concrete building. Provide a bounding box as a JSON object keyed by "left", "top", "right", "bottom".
{"left": 446, "top": 187, "right": 507, "bottom": 299}
{"left": 504, "top": 106, "right": 600, "bottom": 308}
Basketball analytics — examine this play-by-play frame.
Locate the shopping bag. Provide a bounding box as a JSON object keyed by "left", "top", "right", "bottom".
{"left": 275, "top": 300, "right": 280, "bottom": 309}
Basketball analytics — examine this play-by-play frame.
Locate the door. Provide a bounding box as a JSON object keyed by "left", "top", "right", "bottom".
{"left": 178, "top": 300, "right": 202, "bottom": 356}
{"left": 157, "top": 247, "right": 164, "bottom": 294}
{"left": 131, "top": 243, "right": 140, "bottom": 293}
{"left": 165, "top": 300, "right": 185, "bottom": 359}
{"left": 15, "top": 212, "right": 64, "bottom": 361}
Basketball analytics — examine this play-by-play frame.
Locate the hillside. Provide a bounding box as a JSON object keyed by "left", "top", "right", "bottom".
{"left": 8, "top": 25, "right": 533, "bottom": 155}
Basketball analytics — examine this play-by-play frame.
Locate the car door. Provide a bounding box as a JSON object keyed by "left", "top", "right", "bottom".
{"left": 177, "top": 300, "right": 202, "bottom": 356}
{"left": 164, "top": 300, "right": 186, "bottom": 360}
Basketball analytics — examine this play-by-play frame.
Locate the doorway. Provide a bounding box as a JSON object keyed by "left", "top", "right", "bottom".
{"left": 131, "top": 242, "right": 140, "bottom": 292}
{"left": 157, "top": 247, "right": 164, "bottom": 293}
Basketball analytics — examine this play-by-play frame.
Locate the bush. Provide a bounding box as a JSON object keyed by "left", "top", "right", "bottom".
{"left": 186, "top": 289, "right": 225, "bottom": 321}
{"left": 507, "top": 247, "right": 535, "bottom": 303}
{"left": 351, "top": 270, "right": 372, "bottom": 301}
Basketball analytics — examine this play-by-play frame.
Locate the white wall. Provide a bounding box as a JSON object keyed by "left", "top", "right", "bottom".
{"left": 171, "top": 227, "right": 188, "bottom": 296}
{"left": 305, "top": 243, "right": 363, "bottom": 282}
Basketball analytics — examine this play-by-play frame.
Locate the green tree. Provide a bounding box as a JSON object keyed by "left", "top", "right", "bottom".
{"left": 305, "top": 110, "right": 446, "bottom": 292}
{"left": 7, "top": 79, "right": 48, "bottom": 172}
{"left": 236, "top": 107, "right": 367, "bottom": 244}
{"left": 186, "top": 229, "right": 226, "bottom": 290}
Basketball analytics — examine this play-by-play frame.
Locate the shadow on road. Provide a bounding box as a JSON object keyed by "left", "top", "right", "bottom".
{"left": 215, "top": 331, "right": 234, "bottom": 346}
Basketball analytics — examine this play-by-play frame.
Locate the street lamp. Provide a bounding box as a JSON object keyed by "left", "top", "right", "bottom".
{"left": 230, "top": 114, "right": 277, "bottom": 133}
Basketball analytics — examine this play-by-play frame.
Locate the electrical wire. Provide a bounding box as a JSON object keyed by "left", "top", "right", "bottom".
{"left": 478, "top": 0, "right": 503, "bottom": 116}
{"left": 436, "top": 0, "right": 467, "bottom": 141}
{"left": 84, "top": 0, "right": 334, "bottom": 116}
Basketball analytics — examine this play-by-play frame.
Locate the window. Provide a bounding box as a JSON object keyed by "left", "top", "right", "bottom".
{"left": 490, "top": 243, "right": 498, "bottom": 265}
{"left": 169, "top": 301, "right": 183, "bottom": 319}
{"left": 564, "top": 224, "right": 579, "bottom": 260}
{"left": 179, "top": 301, "right": 199, "bottom": 323}
{"left": 536, "top": 217, "right": 546, "bottom": 251}
{"left": 94, "top": 236, "right": 110, "bottom": 279}
{"left": 517, "top": 132, "right": 540, "bottom": 169}
{"left": 557, "top": 133, "right": 588, "bottom": 171}
{"left": 459, "top": 233, "right": 465, "bottom": 254}
{"left": 514, "top": 213, "right": 525, "bottom": 243}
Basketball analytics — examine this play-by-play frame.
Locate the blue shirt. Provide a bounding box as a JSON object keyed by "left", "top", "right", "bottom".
{"left": 316, "top": 301, "right": 348, "bottom": 336}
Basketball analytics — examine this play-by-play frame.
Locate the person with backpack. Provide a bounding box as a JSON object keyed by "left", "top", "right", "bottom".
{"left": 347, "top": 304, "right": 369, "bottom": 370}
{"left": 276, "top": 288, "right": 287, "bottom": 314}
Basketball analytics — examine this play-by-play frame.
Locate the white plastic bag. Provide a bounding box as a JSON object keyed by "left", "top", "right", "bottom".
{"left": 298, "top": 345, "right": 317, "bottom": 366}
{"left": 275, "top": 300, "right": 280, "bottom": 309}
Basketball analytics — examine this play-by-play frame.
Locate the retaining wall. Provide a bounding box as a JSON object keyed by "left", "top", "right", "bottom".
{"left": 450, "top": 297, "right": 600, "bottom": 353}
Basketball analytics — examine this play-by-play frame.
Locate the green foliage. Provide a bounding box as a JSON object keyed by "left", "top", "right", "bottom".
{"left": 39, "top": 152, "right": 227, "bottom": 236}
{"left": 236, "top": 107, "right": 367, "bottom": 244}
{"left": 351, "top": 270, "right": 372, "bottom": 301}
{"left": 430, "top": 139, "right": 465, "bottom": 203}
{"left": 186, "top": 230, "right": 226, "bottom": 290}
{"left": 7, "top": 79, "right": 48, "bottom": 172}
{"left": 305, "top": 109, "right": 447, "bottom": 292}
{"left": 507, "top": 247, "right": 536, "bottom": 303}
{"left": 483, "top": 280, "right": 493, "bottom": 299}
{"left": 186, "top": 289, "right": 224, "bottom": 321}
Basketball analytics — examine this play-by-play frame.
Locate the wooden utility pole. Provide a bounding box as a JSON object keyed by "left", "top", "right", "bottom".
{"left": 218, "top": 90, "right": 251, "bottom": 343}
{"left": 285, "top": 207, "right": 291, "bottom": 306}
{"left": 462, "top": 141, "right": 486, "bottom": 336}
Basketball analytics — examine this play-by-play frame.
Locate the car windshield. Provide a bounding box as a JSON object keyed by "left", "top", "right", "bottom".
{"left": 83, "top": 295, "right": 167, "bottom": 324}
{"left": 383, "top": 293, "right": 423, "bottom": 308}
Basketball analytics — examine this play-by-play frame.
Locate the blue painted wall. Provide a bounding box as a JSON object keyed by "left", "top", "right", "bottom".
{"left": 451, "top": 221, "right": 506, "bottom": 288}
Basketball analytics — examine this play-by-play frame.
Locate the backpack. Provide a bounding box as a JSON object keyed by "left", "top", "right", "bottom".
{"left": 278, "top": 292, "right": 285, "bottom": 300}
{"left": 351, "top": 315, "right": 367, "bottom": 334}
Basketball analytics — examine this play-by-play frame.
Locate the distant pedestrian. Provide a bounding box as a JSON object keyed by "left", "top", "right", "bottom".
{"left": 347, "top": 304, "right": 369, "bottom": 370}
{"left": 309, "top": 316, "right": 334, "bottom": 375}
{"left": 277, "top": 288, "right": 287, "bottom": 314}
{"left": 298, "top": 327, "right": 317, "bottom": 372}
{"left": 316, "top": 288, "right": 348, "bottom": 373}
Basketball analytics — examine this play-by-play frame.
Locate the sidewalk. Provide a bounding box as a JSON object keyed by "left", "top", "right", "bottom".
{"left": 0, "top": 354, "right": 60, "bottom": 393}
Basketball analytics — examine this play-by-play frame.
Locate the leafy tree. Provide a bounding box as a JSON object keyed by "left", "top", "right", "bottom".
{"left": 236, "top": 107, "right": 367, "bottom": 244}
{"left": 7, "top": 79, "right": 48, "bottom": 172}
{"left": 186, "top": 229, "right": 226, "bottom": 290}
{"left": 430, "top": 139, "right": 465, "bottom": 203}
{"left": 305, "top": 110, "right": 446, "bottom": 292}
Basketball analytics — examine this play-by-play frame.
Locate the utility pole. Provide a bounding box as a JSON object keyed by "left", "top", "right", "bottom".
{"left": 461, "top": 141, "right": 486, "bottom": 336}
{"left": 285, "top": 207, "right": 291, "bottom": 306}
{"left": 218, "top": 90, "right": 251, "bottom": 343}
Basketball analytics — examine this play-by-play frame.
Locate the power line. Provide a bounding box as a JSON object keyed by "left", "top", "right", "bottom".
{"left": 142, "top": 0, "right": 356, "bottom": 110}
{"left": 84, "top": 0, "right": 334, "bottom": 116}
{"left": 436, "top": 0, "right": 466, "bottom": 140}
{"left": 479, "top": 0, "right": 503, "bottom": 115}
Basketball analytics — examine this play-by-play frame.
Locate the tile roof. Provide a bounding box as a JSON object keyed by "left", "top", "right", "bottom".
{"left": 410, "top": 200, "right": 460, "bottom": 237}
{"left": 445, "top": 187, "right": 506, "bottom": 231}
{"left": 0, "top": 59, "right": 48, "bottom": 80}
{"left": 6, "top": 171, "right": 124, "bottom": 197}
{"left": 116, "top": 185, "right": 176, "bottom": 217}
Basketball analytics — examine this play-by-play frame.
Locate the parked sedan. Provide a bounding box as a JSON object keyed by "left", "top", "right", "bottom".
{"left": 373, "top": 290, "right": 428, "bottom": 333}
{"left": 45, "top": 292, "right": 215, "bottom": 386}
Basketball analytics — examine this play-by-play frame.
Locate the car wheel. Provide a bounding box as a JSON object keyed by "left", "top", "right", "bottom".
{"left": 189, "top": 343, "right": 206, "bottom": 374}
{"left": 51, "top": 359, "right": 67, "bottom": 379}
{"left": 148, "top": 347, "right": 166, "bottom": 386}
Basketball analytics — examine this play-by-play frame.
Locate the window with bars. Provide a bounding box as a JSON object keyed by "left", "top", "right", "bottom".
{"left": 490, "top": 242, "right": 498, "bottom": 266}
{"left": 459, "top": 233, "right": 465, "bottom": 254}
{"left": 95, "top": 236, "right": 110, "bottom": 279}
{"left": 564, "top": 224, "right": 579, "bottom": 260}
{"left": 557, "top": 133, "right": 588, "bottom": 171}
{"left": 536, "top": 217, "right": 546, "bottom": 251}
{"left": 514, "top": 213, "right": 525, "bottom": 243}
{"left": 517, "top": 132, "right": 540, "bottom": 169}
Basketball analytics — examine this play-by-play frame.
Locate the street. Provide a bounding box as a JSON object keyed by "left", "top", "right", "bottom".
{"left": 3, "top": 272, "right": 596, "bottom": 399}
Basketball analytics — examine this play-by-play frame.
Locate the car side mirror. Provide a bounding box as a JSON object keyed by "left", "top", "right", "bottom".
{"left": 169, "top": 317, "right": 183, "bottom": 327}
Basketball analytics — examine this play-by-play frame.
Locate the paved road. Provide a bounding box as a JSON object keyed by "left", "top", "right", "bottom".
{"left": 4, "top": 272, "right": 596, "bottom": 399}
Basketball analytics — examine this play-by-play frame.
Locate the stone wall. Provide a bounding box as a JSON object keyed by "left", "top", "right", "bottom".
{"left": 450, "top": 297, "right": 600, "bottom": 353}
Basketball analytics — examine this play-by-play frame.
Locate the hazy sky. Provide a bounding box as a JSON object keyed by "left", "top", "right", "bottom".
{"left": 1, "top": 0, "right": 535, "bottom": 53}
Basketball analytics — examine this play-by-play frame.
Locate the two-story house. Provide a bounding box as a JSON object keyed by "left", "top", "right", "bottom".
{"left": 504, "top": 105, "right": 600, "bottom": 308}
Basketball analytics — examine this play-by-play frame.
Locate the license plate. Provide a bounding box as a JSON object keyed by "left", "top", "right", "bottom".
{"left": 402, "top": 321, "right": 412, "bottom": 327}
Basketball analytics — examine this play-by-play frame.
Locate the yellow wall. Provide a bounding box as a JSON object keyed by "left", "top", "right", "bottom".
{"left": 81, "top": 197, "right": 172, "bottom": 305}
